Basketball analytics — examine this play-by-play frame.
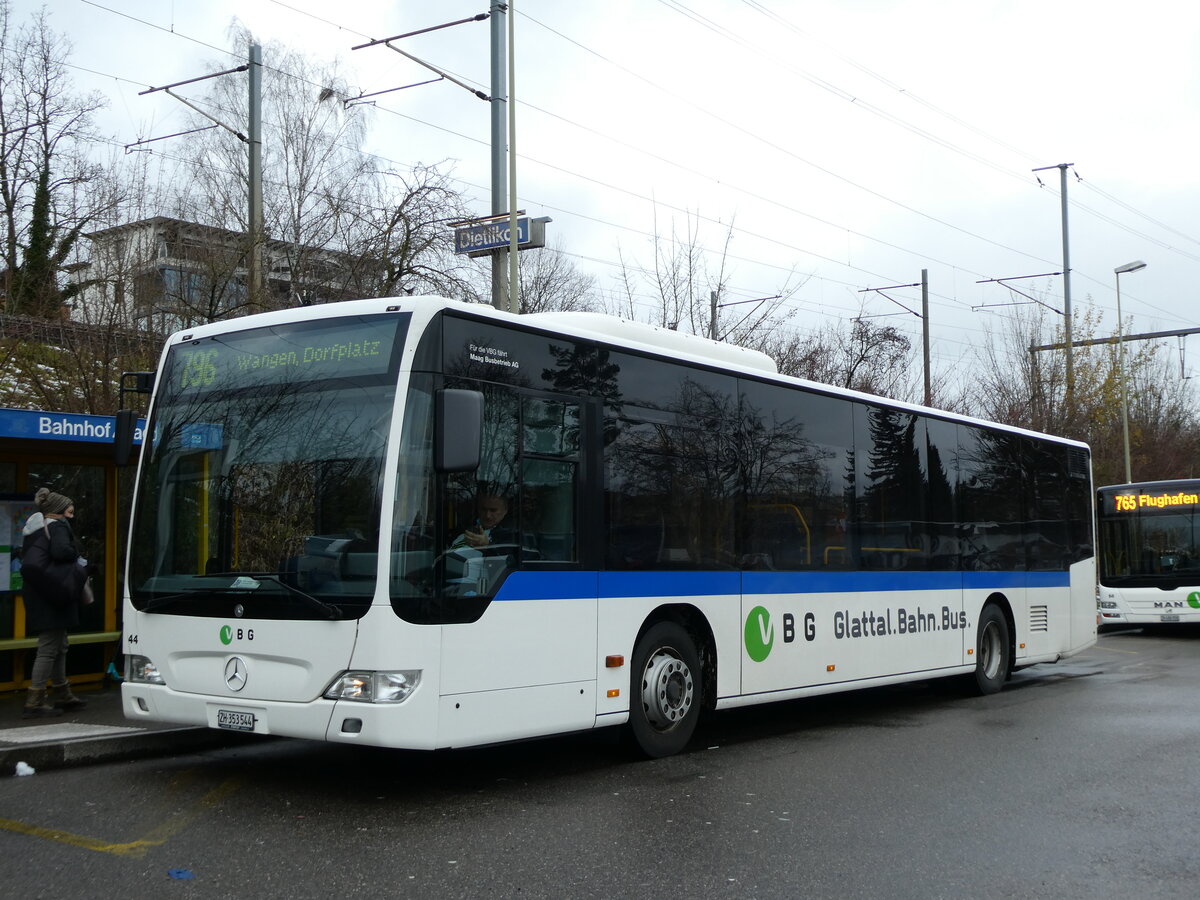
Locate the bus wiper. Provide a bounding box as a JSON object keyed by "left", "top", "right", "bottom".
{"left": 142, "top": 591, "right": 214, "bottom": 613}
{"left": 206, "top": 572, "right": 342, "bottom": 620}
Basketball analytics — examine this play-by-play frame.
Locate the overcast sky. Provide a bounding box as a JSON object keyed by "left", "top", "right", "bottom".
{"left": 14, "top": 0, "right": 1200, "bottom": 381}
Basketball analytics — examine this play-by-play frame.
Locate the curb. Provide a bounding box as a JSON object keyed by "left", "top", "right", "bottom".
{"left": 1, "top": 727, "right": 262, "bottom": 776}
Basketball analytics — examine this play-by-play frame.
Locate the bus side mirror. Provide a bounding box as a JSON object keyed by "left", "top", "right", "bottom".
{"left": 435, "top": 389, "right": 483, "bottom": 473}
{"left": 115, "top": 371, "right": 155, "bottom": 467}
{"left": 114, "top": 409, "right": 139, "bottom": 467}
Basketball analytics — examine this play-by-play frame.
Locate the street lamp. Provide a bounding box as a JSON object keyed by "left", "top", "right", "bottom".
{"left": 1114, "top": 260, "right": 1147, "bottom": 483}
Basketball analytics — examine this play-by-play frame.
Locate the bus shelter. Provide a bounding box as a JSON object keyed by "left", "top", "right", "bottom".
{"left": 0, "top": 407, "right": 141, "bottom": 692}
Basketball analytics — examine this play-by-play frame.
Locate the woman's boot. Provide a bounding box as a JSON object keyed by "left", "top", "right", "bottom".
{"left": 48, "top": 682, "right": 88, "bottom": 711}
{"left": 22, "top": 688, "right": 63, "bottom": 719}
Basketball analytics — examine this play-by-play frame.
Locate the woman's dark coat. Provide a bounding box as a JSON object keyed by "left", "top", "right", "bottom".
{"left": 21, "top": 517, "right": 81, "bottom": 633}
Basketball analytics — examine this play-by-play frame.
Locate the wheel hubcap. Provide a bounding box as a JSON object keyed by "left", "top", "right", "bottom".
{"left": 980, "top": 621, "right": 1002, "bottom": 679}
{"left": 641, "top": 648, "right": 694, "bottom": 731}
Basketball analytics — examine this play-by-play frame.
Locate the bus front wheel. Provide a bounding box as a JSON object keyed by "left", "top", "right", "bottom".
{"left": 972, "top": 604, "right": 1011, "bottom": 695}
{"left": 628, "top": 621, "right": 702, "bottom": 758}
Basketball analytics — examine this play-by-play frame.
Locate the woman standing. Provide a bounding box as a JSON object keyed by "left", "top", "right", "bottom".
{"left": 20, "top": 487, "right": 89, "bottom": 718}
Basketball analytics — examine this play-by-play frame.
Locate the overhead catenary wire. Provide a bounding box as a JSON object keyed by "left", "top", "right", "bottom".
{"left": 44, "top": 0, "right": 1198, "bottom": 363}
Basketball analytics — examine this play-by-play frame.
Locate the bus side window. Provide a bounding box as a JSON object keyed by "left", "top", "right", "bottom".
{"left": 521, "top": 396, "right": 580, "bottom": 564}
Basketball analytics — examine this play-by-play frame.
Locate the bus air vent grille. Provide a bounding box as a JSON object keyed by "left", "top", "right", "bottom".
{"left": 1067, "top": 448, "right": 1089, "bottom": 479}
{"left": 1029, "top": 604, "right": 1049, "bottom": 632}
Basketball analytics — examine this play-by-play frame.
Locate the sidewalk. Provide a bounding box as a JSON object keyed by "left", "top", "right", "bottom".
{"left": 0, "top": 680, "right": 245, "bottom": 776}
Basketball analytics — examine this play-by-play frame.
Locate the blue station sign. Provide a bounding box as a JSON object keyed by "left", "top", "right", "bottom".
{"left": 0, "top": 408, "right": 145, "bottom": 445}
{"left": 453, "top": 216, "right": 548, "bottom": 257}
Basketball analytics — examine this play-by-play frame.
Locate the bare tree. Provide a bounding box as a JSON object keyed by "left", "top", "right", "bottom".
{"left": 610, "top": 208, "right": 802, "bottom": 344}
{"left": 514, "top": 241, "right": 598, "bottom": 314}
{"left": 0, "top": 0, "right": 110, "bottom": 318}
{"left": 759, "top": 317, "right": 918, "bottom": 401}
{"left": 969, "top": 301, "right": 1200, "bottom": 486}
{"left": 168, "top": 30, "right": 472, "bottom": 316}
{"left": 459, "top": 239, "right": 599, "bottom": 313}
{"left": 334, "top": 164, "right": 475, "bottom": 300}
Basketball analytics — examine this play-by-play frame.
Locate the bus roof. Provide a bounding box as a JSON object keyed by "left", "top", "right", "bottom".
{"left": 164, "top": 296, "right": 1089, "bottom": 452}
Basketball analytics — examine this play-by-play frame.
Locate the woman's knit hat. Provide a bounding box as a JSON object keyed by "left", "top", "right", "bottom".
{"left": 35, "top": 487, "right": 73, "bottom": 516}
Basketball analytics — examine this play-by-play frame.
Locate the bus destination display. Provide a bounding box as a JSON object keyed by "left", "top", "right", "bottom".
{"left": 1107, "top": 489, "right": 1200, "bottom": 514}
{"left": 171, "top": 316, "right": 404, "bottom": 393}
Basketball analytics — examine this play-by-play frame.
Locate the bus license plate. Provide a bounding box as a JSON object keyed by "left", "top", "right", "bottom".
{"left": 1160, "top": 614, "right": 1181, "bottom": 623}
{"left": 216, "top": 709, "right": 256, "bottom": 731}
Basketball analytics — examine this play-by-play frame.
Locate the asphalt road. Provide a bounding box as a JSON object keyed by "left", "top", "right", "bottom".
{"left": 2, "top": 627, "right": 1198, "bottom": 899}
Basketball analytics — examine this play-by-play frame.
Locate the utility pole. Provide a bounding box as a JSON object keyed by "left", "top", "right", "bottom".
{"left": 247, "top": 44, "right": 263, "bottom": 308}
{"left": 138, "top": 58, "right": 259, "bottom": 314}
{"left": 857, "top": 277, "right": 930, "bottom": 406}
{"left": 1033, "top": 163, "right": 1075, "bottom": 403}
{"left": 920, "top": 269, "right": 931, "bottom": 407}
{"left": 506, "top": 0, "right": 519, "bottom": 314}
{"left": 489, "top": 0, "right": 508, "bottom": 310}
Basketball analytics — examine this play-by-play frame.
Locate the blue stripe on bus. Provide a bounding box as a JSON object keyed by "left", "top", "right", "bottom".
{"left": 493, "top": 568, "right": 1071, "bottom": 601}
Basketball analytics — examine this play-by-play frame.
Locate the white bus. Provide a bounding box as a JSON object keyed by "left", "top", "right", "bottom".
{"left": 1096, "top": 480, "right": 1200, "bottom": 627}
{"left": 120, "top": 298, "right": 1096, "bottom": 757}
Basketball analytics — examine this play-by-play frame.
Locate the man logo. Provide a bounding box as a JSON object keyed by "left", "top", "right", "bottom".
{"left": 745, "top": 606, "right": 775, "bottom": 662}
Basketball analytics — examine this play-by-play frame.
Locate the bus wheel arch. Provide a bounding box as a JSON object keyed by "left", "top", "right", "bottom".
{"left": 626, "top": 606, "right": 714, "bottom": 758}
{"left": 973, "top": 594, "right": 1014, "bottom": 694}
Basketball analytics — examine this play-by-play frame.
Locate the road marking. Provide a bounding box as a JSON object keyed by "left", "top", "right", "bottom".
{"left": 0, "top": 776, "right": 241, "bottom": 857}
{"left": 1094, "top": 643, "right": 1140, "bottom": 655}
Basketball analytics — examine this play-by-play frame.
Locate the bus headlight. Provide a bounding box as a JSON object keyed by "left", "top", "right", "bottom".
{"left": 127, "top": 655, "right": 166, "bottom": 685}
{"left": 323, "top": 670, "right": 421, "bottom": 704}
{"left": 1098, "top": 600, "right": 1118, "bottom": 610}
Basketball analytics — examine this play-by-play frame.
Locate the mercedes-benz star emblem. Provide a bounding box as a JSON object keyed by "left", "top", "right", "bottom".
{"left": 234, "top": 603, "right": 245, "bottom": 618}
{"left": 224, "top": 656, "right": 248, "bottom": 692}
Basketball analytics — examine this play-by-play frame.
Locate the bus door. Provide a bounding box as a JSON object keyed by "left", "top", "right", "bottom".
{"left": 436, "top": 386, "right": 597, "bottom": 744}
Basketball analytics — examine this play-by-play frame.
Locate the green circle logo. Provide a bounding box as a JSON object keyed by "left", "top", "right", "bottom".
{"left": 745, "top": 606, "right": 775, "bottom": 662}
{"left": 219, "top": 625, "right": 233, "bottom": 645}
{"left": 1188, "top": 592, "right": 1200, "bottom": 610}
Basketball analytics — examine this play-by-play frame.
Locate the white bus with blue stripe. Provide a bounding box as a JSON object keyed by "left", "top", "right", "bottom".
{"left": 121, "top": 298, "right": 1096, "bottom": 757}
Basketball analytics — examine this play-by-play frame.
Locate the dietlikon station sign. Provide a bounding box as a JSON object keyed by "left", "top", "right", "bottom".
{"left": 453, "top": 215, "right": 549, "bottom": 258}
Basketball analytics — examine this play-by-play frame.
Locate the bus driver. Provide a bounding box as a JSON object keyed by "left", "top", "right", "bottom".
{"left": 450, "top": 493, "right": 517, "bottom": 552}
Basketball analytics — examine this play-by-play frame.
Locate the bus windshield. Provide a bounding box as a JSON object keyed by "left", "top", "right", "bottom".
{"left": 128, "top": 314, "right": 408, "bottom": 619}
{"left": 1098, "top": 487, "right": 1200, "bottom": 588}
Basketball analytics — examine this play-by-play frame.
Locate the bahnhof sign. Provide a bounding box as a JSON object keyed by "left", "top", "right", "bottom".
{"left": 0, "top": 408, "right": 143, "bottom": 693}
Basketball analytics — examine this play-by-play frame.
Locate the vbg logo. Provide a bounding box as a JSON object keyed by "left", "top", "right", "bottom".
{"left": 745, "top": 606, "right": 818, "bottom": 663}
{"left": 219, "top": 624, "right": 254, "bottom": 645}
{"left": 1189, "top": 592, "right": 1200, "bottom": 609}
{"left": 745, "top": 606, "right": 775, "bottom": 662}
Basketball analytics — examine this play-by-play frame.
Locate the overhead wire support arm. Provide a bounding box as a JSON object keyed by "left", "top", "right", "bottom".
{"left": 124, "top": 124, "right": 218, "bottom": 153}
{"left": 350, "top": 14, "right": 490, "bottom": 50}
{"left": 379, "top": 43, "right": 491, "bottom": 101}
{"left": 138, "top": 65, "right": 249, "bottom": 96}
{"left": 974, "top": 272, "right": 1063, "bottom": 315}
{"left": 352, "top": 14, "right": 493, "bottom": 102}
{"left": 138, "top": 66, "right": 251, "bottom": 143}
{"left": 1030, "top": 324, "right": 1200, "bottom": 353}
{"left": 344, "top": 77, "right": 444, "bottom": 108}
{"left": 716, "top": 294, "right": 782, "bottom": 341}
{"left": 857, "top": 282, "right": 922, "bottom": 318}
{"left": 161, "top": 89, "right": 248, "bottom": 142}
{"left": 858, "top": 270, "right": 932, "bottom": 407}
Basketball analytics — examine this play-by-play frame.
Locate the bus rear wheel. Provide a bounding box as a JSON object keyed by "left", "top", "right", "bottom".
{"left": 972, "top": 604, "right": 1010, "bottom": 695}
{"left": 628, "top": 621, "right": 702, "bottom": 758}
